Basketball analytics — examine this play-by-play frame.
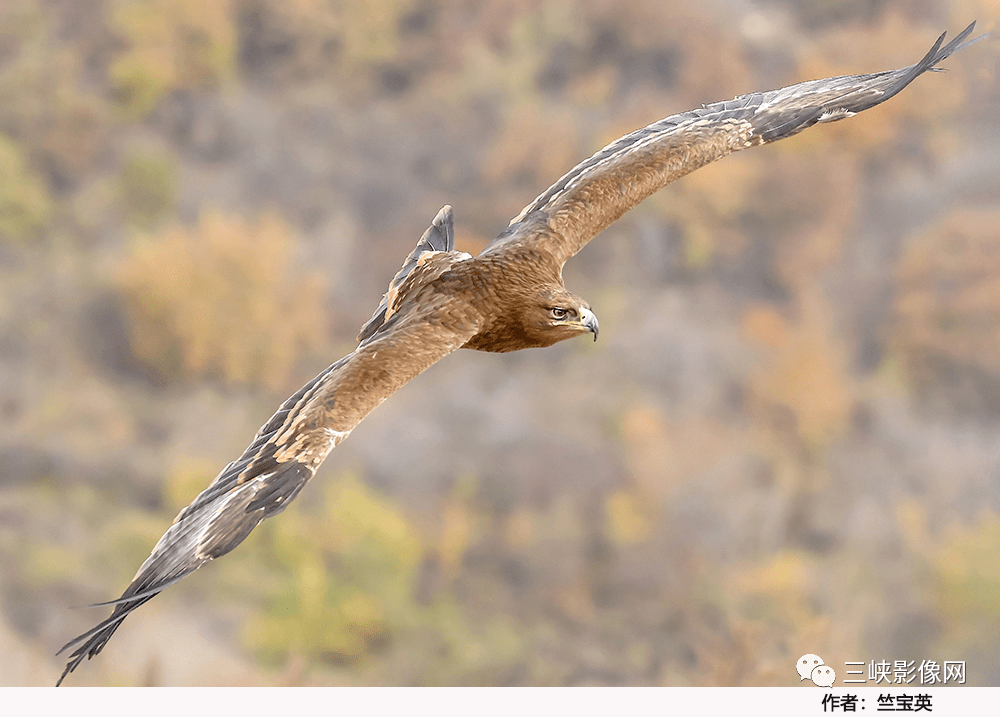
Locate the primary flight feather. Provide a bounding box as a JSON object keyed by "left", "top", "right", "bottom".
{"left": 57, "top": 23, "right": 980, "bottom": 685}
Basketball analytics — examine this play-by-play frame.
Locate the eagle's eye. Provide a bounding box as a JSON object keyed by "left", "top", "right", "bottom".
{"left": 549, "top": 307, "right": 570, "bottom": 320}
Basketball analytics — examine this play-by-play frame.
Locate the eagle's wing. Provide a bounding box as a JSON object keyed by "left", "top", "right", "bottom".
{"left": 484, "top": 23, "right": 980, "bottom": 267}
{"left": 357, "top": 205, "right": 456, "bottom": 343}
{"left": 57, "top": 284, "right": 481, "bottom": 685}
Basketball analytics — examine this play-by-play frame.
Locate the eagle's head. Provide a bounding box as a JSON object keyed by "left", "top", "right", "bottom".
{"left": 521, "top": 285, "right": 599, "bottom": 347}
{"left": 461, "top": 283, "right": 598, "bottom": 353}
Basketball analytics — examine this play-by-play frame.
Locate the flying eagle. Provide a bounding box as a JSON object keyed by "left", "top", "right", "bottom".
{"left": 57, "top": 23, "right": 980, "bottom": 685}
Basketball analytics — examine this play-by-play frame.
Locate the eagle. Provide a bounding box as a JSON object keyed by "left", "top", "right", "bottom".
{"left": 57, "top": 23, "right": 980, "bottom": 685}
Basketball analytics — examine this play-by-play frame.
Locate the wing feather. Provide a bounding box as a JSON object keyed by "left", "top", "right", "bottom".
{"left": 57, "top": 293, "right": 480, "bottom": 685}
{"left": 357, "top": 205, "right": 457, "bottom": 343}
{"left": 485, "top": 23, "right": 980, "bottom": 266}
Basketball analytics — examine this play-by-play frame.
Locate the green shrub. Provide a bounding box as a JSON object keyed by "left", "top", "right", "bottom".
{"left": 0, "top": 133, "right": 51, "bottom": 242}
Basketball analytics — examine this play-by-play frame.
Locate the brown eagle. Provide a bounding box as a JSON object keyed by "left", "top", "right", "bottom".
{"left": 58, "top": 23, "right": 980, "bottom": 685}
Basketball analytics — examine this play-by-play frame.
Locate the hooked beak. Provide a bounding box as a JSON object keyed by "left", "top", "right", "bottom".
{"left": 579, "top": 307, "right": 599, "bottom": 342}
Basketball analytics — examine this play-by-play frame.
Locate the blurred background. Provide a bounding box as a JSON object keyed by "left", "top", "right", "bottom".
{"left": 1, "top": 0, "right": 997, "bottom": 687}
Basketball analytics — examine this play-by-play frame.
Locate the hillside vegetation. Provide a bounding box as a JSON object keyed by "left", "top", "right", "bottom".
{"left": 0, "top": 0, "right": 997, "bottom": 686}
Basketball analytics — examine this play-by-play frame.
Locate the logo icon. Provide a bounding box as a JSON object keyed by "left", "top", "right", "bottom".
{"left": 797, "top": 654, "right": 836, "bottom": 686}
{"left": 811, "top": 664, "right": 836, "bottom": 687}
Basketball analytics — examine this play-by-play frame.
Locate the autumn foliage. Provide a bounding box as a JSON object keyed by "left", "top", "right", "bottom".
{"left": 0, "top": 0, "right": 996, "bottom": 687}
{"left": 117, "top": 212, "right": 327, "bottom": 389}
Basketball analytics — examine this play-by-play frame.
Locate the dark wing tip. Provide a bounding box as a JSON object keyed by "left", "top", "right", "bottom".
{"left": 881, "top": 21, "right": 981, "bottom": 98}
{"left": 55, "top": 590, "right": 160, "bottom": 686}
{"left": 939, "top": 21, "right": 985, "bottom": 59}
{"left": 916, "top": 21, "right": 981, "bottom": 72}
{"left": 755, "top": 22, "right": 982, "bottom": 143}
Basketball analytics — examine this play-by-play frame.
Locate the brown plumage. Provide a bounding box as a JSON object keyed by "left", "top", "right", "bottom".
{"left": 57, "top": 23, "right": 980, "bottom": 685}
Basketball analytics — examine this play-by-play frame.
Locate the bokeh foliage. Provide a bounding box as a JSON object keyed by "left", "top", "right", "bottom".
{"left": 116, "top": 212, "right": 327, "bottom": 389}
{"left": 110, "top": 0, "right": 236, "bottom": 118}
{"left": 892, "top": 207, "right": 1000, "bottom": 410}
{"left": 0, "top": 132, "right": 51, "bottom": 242}
{"left": 117, "top": 152, "right": 177, "bottom": 227}
{"left": 245, "top": 472, "right": 422, "bottom": 664}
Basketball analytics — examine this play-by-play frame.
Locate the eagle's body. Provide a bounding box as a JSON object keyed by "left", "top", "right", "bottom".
{"left": 57, "top": 23, "right": 980, "bottom": 685}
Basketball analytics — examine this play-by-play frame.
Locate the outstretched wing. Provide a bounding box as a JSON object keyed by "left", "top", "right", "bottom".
{"left": 57, "top": 288, "right": 481, "bottom": 685}
{"left": 484, "top": 23, "right": 980, "bottom": 267}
